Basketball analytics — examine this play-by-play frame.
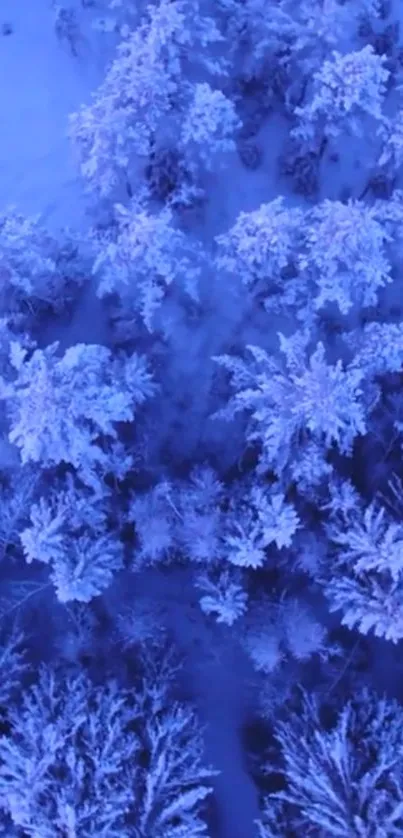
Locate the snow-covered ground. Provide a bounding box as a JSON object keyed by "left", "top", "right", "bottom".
{"left": 0, "top": 2, "right": 119, "bottom": 345}
{"left": 0, "top": 0, "right": 109, "bottom": 229}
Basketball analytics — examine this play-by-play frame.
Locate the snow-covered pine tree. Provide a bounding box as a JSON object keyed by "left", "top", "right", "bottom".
{"left": 129, "top": 466, "right": 225, "bottom": 567}
{"left": 92, "top": 198, "right": 205, "bottom": 330}
{"left": 69, "top": 0, "right": 225, "bottom": 196}
{"left": 324, "top": 496, "right": 403, "bottom": 642}
{"left": 179, "top": 82, "right": 241, "bottom": 173}
{"left": 218, "top": 0, "right": 355, "bottom": 82}
{"left": 222, "top": 482, "right": 300, "bottom": 568}
{"left": 0, "top": 661, "right": 216, "bottom": 837}
{"left": 20, "top": 477, "right": 123, "bottom": 602}
{"left": 262, "top": 688, "right": 403, "bottom": 836}
{"left": 0, "top": 342, "right": 155, "bottom": 492}
{"left": 293, "top": 45, "right": 389, "bottom": 146}
{"left": 214, "top": 331, "right": 367, "bottom": 477}
{"left": 196, "top": 568, "right": 248, "bottom": 625}
{"left": 377, "top": 108, "right": 403, "bottom": 177}
{"left": 300, "top": 198, "right": 392, "bottom": 314}
{"left": 0, "top": 209, "right": 84, "bottom": 321}
{"left": 215, "top": 198, "right": 304, "bottom": 297}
